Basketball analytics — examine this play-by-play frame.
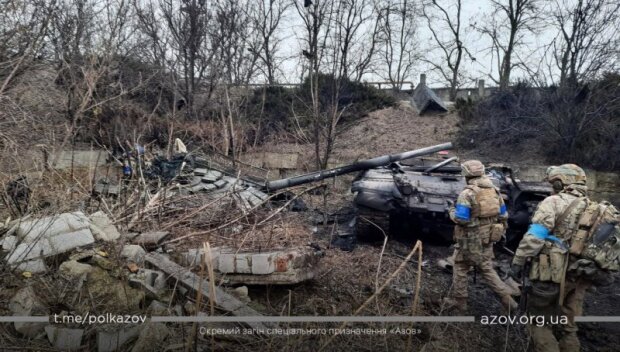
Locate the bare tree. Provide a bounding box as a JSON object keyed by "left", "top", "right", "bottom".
{"left": 49, "top": 0, "right": 138, "bottom": 163}
{"left": 549, "top": 0, "right": 620, "bottom": 88}
{"left": 421, "top": 0, "right": 473, "bottom": 100}
{"left": 332, "top": 0, "right": 380, "bottom": 81}
{"left": 215, "top": 0, "right": 262, "bottom": 85}
{"left": 377, "top": 0, "right": 418, "bottom": 89}
{"left": 294, "top": 0, "right": 336, "bottom": 169}
{"left": 474, "top": 0, "right": 540, "bottom": 89}
{"left": 0, "top": 0, "right": 56, "bottom": 95}
{"left": 251, "top": 0, "right": 291, "bottom": 84}
{"left": 158, "top": 0, "right": 217, "bottom": 119}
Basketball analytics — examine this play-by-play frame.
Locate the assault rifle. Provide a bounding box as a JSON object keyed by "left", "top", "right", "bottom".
{"left": 518, "top": 260, "right": 532, "bottom": 315}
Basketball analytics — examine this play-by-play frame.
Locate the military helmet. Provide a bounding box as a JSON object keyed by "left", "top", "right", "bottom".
{"left": 546, "top": 164, "right": 587, "bottom": 185}
{"left": 461, "top": 160, "right": 485, "bottom": 177}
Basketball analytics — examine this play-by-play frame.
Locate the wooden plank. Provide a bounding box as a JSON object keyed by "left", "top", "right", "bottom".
{"left": 144, "top": 253, "right": 277, "bottom": 330}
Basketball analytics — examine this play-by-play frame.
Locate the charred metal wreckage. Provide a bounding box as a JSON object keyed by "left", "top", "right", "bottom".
{"left": 262, "top": 142, "right": 551, "bottom": 244}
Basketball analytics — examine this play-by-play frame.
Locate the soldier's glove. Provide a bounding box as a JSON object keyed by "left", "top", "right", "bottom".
{"left": 509, "top": 263, "right": 523, "bottom": 281}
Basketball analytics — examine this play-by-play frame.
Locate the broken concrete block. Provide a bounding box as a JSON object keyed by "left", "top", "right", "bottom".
{"left": 131, "top": 323, "right": 170, "bottom": 352}
{"left": 17, "top": 212, "right": 90, "bottom": 243}
{"left": 203, "top": 183, "right": 217, "bottom": 191}
{"left": 48, "top": 229, "right": 95, "bottom": 254}
{"left": 235, "top": 255, "right": 252, "bottom": 274}
{"left": 145, "top": 253, "right": 277, "bottom": 331}
{"left": 15, "top": 259, "right": 48, "bottom": 274}
{"left": 219, "top": 248, "right": 320, "bottom": 285}
{"left": 132, "top": 231, "right": 169, "bottom": 249}
{"left": 121, "top": 245, "right": 146, "bottom": 264}
{"left": 89, "top": 211, "right": 121, "bottom": 242}
{"left": 6, "top": 226, "right": 95, "bottom": 265}
{"left": 179, "top": 247, "right": 221, "bottom": 268}
{"left": 97, "top": 326, "right": 141, "bottom": 352}
{"left": 251, "top": 253, "right": 276, "bottom": 275}
{"left": 218, "top": 253, "right": 235, "bottom": 273}
{"left": 190, "top": 183, "right": 207, "bottom": 193}
{"left": 190, "top": 176, "right": 203, "bottom": 186}
{"left": 202, "top": 170, "right": 223, "bottom": 183}
{"left": 45, "top": 326, "right": 84, "bottom": 351}
{"left": 213, "top": 179, "right": 228, "bottom": 189}
{"left": 129, "top": 269, "right": 167, "bottom": 299}
{"left": 1, "top": 235, "right": 18, "bottom": 251}
{"left": 6, "top": 242, "right": 48, "bottom": 264}
{"left": 59, "top": 260, "right": 93, "bottom": 278}
{"left": 193, "top": 168, "right": 208, "bottom": 176}
{"left": 9, "top": 287, "right": 47, "bottom": 338}
{"left": 217, "top": 252, "right": 253, "bottom": 274}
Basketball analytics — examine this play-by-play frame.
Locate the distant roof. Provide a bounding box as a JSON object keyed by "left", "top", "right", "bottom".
{"left": 412, "top": 83, "right": 448, "bottom": 114}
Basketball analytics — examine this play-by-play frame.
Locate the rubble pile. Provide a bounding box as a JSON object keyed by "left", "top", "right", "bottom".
{"left": 0, "top": 141, "right": 322, "bottom": 350}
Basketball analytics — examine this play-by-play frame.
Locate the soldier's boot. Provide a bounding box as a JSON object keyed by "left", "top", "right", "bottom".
{"left": 529, "top": 325, "right": 560, "bottom": 352}
{"left": 500, "top": 295, "right": 518, "bottom": 314}
{"left": 558, "top": 332, "right": 580, "bottom": 352}
{"left": 441, "top": 297, "right": 467, "bottom": 314}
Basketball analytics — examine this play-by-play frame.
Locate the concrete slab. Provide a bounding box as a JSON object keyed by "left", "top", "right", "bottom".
{"left": 145, "top": 253, "right": 278, "bottom": 331}
{"left": 213, "top": 179, "right": 228, "bottom": 189}
{"left": 218, "top": 248, "right": 320, "bottom": 285}
{"left": 202, "top": 170, "right": 223, "bottom": 183}
{"left": 89, "top": 211, "right": 121, "bottom": 242}
{"left": 1, "top": 235, "right": 18, "bottom": 251}
{"left": 48, "top": 229, "right": 95, "bottom": 254}
{"left": 251, "top": 253, "right": 276, "bottom": 275}
{"left": 15, "top": 259, "right": 48, "bottom": 273}
{"left": 193, "top": 168, "right": 208, "bottom": 176}
{"left": 51, "top": 150, "right": 107, "bottom": 169}
{"left": 17, "top": 212, "right": 90, "bottom": 243}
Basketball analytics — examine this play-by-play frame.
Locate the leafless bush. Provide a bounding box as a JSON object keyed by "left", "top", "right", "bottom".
{"left": 458, "top": 74, "right": 620, "bottom": 170}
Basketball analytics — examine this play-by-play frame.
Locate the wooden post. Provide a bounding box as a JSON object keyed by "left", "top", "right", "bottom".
{"left": 478, "top": 79, "right": 485, "bottom": 98}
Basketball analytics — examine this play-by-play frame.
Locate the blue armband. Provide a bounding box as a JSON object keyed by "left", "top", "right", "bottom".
{"left": 527, "top": 223, "right": 567, "bottom": 250}
{"left": 455, "top": 204, "right": 471, "bottom": 221}
{"left": 527, "top": 223, "right": 551, "bottom": 239}
{"left": 500, "top": 204, "right": 507, "bottom": 216}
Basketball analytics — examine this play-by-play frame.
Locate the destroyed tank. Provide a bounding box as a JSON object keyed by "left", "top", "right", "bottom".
{"left": 263, "top": 143, "right": 551, "bottom": 244}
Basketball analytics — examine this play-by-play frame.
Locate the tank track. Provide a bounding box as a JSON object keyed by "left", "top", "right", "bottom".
{"left": 355, "top": 206, "right": 390, "bottom": 240}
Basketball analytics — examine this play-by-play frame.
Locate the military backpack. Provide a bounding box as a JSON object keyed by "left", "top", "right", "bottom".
{"left": 563, "top": 199, "right": 620, "bottom": 271}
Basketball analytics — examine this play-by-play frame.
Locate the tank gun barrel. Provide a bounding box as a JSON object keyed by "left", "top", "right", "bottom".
{"left": 423, "top": 156, "right": 458, "bottom": 175}
{"left": 264, "top": 142, "right": 453, "bottom": 191}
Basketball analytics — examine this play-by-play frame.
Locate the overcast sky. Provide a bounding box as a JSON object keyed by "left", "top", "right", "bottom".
{"left": 274, "top": 0, "right": 571, "bottom": 88}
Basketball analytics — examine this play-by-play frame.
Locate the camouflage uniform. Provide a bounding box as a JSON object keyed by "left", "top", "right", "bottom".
{"left": 512, "top": 164, "right": 591, "bottom": 352}
{"left": 445, "top": 160, "right": 517, "bottom": 312}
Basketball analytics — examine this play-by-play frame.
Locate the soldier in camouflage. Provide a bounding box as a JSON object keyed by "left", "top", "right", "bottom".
{"left": 510, "top": 164, "right": 591, "bottom": 352}
{"left": 443, "top": 160, "right": 518, "bottom": 313}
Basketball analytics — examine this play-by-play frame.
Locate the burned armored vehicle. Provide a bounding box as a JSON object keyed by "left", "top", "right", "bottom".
{"left": 351, "top": 156, "right": 551, "bottom": 244}
{"left": 264, "top": 142, "right": 551, "bottom": 244}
